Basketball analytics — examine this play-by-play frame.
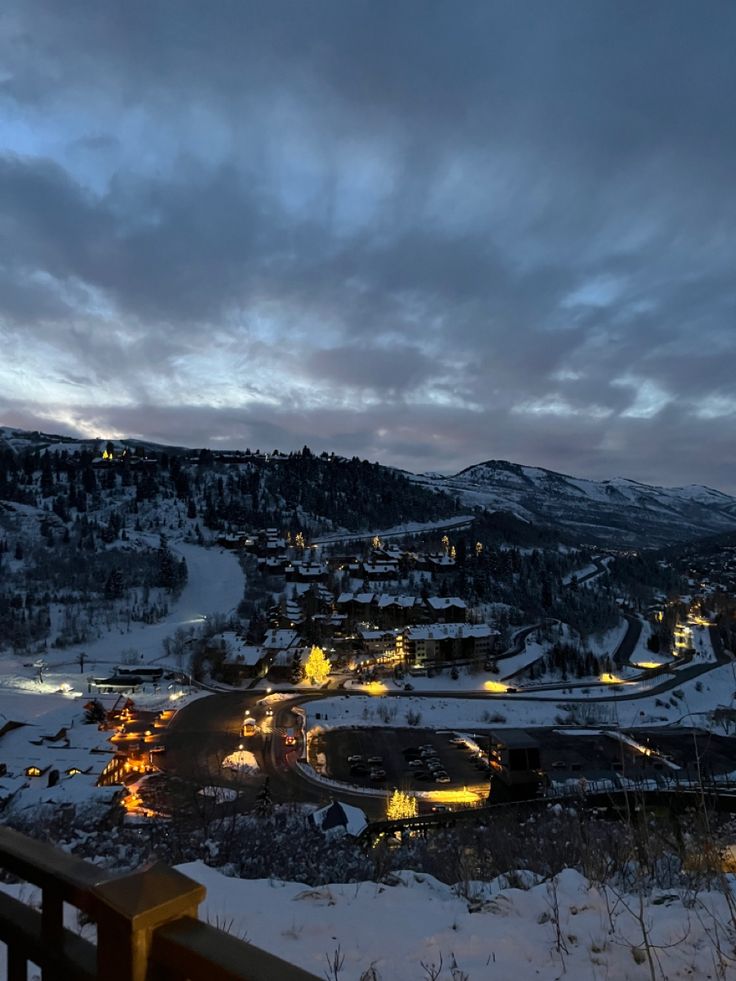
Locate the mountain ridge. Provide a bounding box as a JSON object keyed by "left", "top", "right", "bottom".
{"left": 2, "top": 425, "right": 735, "bottom": 546}
{"left": 412, "top": 459, "right": 736, "bottom": 546}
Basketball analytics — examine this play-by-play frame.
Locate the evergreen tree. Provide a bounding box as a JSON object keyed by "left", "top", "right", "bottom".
{"left": 255, "top": 777, "right": 273, "bottom": 816}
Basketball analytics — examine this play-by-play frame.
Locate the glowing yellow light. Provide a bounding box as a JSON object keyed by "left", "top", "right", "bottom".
{"left": 634, "top": 661, "right": 662, "bottom": 670}
{"left": 365, "top": 681, "right": 387, "bottom": 695}
{"left": 26, "top": 766, "right": 42, "bottom": 777}
{"left": 425, "top": 787, "right": 485, "bottom": 805}
{"left": 483, "top": 681, "right": 509, "bottom": 693}
{"left": 386, "top": 788, "right": 418, "bottom": 820}
{"left": 304, "top": 645, "right": 330, "bottom": 685}
{"left": 600, "top": 673, "right": 624, "bottom": 684}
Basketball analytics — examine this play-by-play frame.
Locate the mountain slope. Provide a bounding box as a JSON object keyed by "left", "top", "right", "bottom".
{"left": 412, "top": 459, "right": 736, "bottom": 546}
{"left": 3, "top": 426, "right": 734, "bottom": 546}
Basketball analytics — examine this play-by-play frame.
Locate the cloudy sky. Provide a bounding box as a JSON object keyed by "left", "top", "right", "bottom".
{"left": 1, "top": 2, "right": 735, "bottom": 490}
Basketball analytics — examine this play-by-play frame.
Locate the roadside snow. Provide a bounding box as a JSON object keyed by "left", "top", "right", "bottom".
{"left": 310, "top": 660, "right": 736, "bottom": 732}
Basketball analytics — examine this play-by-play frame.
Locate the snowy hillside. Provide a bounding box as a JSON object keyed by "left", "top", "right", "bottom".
{"left": 179, "top": 862, "right": 736, "bottom": 981}
{"left": 413, "top": 460, "right": 736, "bottom": 546}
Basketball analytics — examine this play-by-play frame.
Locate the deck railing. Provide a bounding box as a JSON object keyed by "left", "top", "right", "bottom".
{"left": 0, "top": 826, "right": 319, "bottom": 981}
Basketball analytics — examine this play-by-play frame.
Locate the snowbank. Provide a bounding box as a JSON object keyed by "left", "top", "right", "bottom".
{"left": 176, "top": 862, "right": 736, "bottom": 980}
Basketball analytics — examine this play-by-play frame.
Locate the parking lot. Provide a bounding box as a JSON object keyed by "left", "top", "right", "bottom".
{"left": 309, "top": 724, "right": 736, "bottom": 800}
{"left": 310, "top": 727, "right": 491, "bottom": 792}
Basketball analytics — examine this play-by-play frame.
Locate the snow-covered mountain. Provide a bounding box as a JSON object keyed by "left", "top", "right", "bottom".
{"left": 412, "top": 459, "right": 736, "bottom": 546}
{"left": 3, "top": 426, "right": 735, "bottom": 546}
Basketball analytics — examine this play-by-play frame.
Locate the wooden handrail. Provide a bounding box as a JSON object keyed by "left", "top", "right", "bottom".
{"left": 0, "top": 825, "right": 114, "bottom": 910}
{"left": 153, "top": 916, "right": 322, "bottom": 981}
{"left": 0, "top": 827, "right": 321, "bottom": 981}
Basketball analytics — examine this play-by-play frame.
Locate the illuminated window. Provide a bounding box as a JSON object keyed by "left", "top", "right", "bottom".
{"left": 25, "top": 766, "right": 42, "bottom": 777}
{"left": 66, "top": 767, "right": 82, "bottom": 776}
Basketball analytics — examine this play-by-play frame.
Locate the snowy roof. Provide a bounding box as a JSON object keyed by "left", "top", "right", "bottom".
{"left": 310, "top": 800, "right": 367, "bottom": 837}
{"left": 405, "top": 623, "right": 496, "bottom": 641}
{"left": 0, "top": 700, "right": 122, "bottom": 811}
{"left": 427, "top": 554, "right": 456, "bottom": 566}
{"left": 426, "top": 597, "right": 467, "bottom": 610}
{"left": 376, "top": 595, "right": 421, "bottom": 609}
{"left": 359, "top": 629, "right": 399, "bottom": 641}
{"left": 291, "top": 562, "right": 327, "bottom": 574}
{"left": 262, "top": 629, "right": 300, "bottom": 650}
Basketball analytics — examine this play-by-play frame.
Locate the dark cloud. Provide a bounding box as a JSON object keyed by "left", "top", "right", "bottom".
{"left": 0, "top": 1, "right": 735, "bottom": 491}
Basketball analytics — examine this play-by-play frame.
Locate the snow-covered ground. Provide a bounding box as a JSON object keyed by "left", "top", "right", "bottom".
{"left": 0, "top": 542, "right": 244, "bottom": 737}
{"left": 3, "top": 542, "right": 243, "bottom": 681}
{"left": 310, "top": 660, "right": 736, "bottom": 732}
{"left": 563, "top": 563, "right": 598, "bottom": 585}
{"left": 175, "top": 862, "right": 736, "bottom": 981}
{"left": 2, "top": 852, "right": 732, "bottom": 980}
{"left": 586, "top": 619, "right": 629, "bottom": 659}
{"left": 688, "top": 623, "right": 718, "bottom": 665}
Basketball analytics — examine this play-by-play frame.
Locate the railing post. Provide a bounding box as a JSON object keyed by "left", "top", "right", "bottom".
{"left": 90, "top": 862, "right": 205, "bottom": 981}
{"left": 41, "top": 885, "right": 65, "bottom": 980}
{"left": 7, "top": 948, "right": 28, "bottom": 981}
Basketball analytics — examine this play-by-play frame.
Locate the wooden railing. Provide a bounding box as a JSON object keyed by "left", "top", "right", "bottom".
{"left": 0, "top": 826, "right": 320, "bottom": 981}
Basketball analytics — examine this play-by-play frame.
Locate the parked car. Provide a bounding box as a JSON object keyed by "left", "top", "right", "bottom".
{"left": 367, "top": 756, "right": 383, "bottom": 765}
{"left": 434, "top": 772, "right": 451, "bottom": 784}
{"left": 369, "top": 768, "right": 387, "bottom": 781}
{"left": 347, "top": 755, "right": 363, "bottom": 763}
{"left": 408, "top": 759, "right": 423, "bottom": 768}
{"left": 404, "top": 683, "right": 414, "bottom": 691}
{"left": 350, "top": 763, "right": 370, "bottom": 776}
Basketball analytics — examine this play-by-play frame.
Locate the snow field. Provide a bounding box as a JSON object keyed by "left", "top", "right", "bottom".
{"left": 176, "top": 862, "right": 736, "bottom": 981}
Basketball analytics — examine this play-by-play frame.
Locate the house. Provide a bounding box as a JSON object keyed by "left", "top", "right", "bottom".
{"left": 309, "top": 800, "right": 367, "bottom": 837}
{"left": 397, "top": 623, "right": 498, "bottom": 668}
{"left": 0, "top": 703, "right": 124, "bottom": 814}
{"left": 257, "top": 555, "right": 289, "bottom": 576}
{"left": 374, "top": 594, "right": 424, "bottom": 627}
{"left": 424, "top": 597, "right": 467, "bottom": 623}
{"left": 336, "top": 592, "right": 375, "bottom": 623}
{"left": 83, "top": 694, "right": 133, "bottom": 726}
{"left": 361, "top": 560, "right": 399, "bottom": 581}
{"left": 285, "top": 561, "right": 328, "bottom": 583}
{"left": 425, "top": 553, "right": 456, "bottom": 574}
{"left": 357, "top": 628, "right": 401, "bottom": 663}
{"left": 261, "top": 629, "right": 301, "bottom": 654}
